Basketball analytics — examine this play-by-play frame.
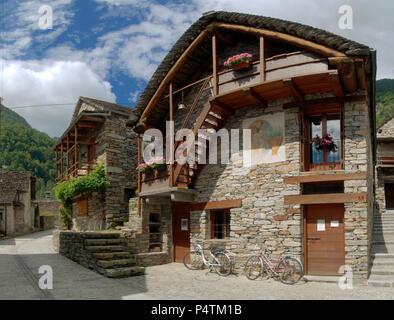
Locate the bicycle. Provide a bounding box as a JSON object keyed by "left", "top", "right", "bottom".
{"left": 183, "top": 242, "right": 232, "bottom": 276}
{"left": 244, "top": 248, "right": 303, "bottom": 284}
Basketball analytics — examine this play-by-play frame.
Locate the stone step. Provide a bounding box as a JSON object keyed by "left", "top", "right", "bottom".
{"left": 97, "top": 266, "right": 145, "bottom": 278}
{"left": 85, "top": 245, "right": 126, "bottom": 253}
{"left": 96, "top": 259, "right": 136, "bottom": 269}
{"left": 371, "top": 246, "right": 394, "bottom": 254}
{"left": 373, "top": 227, "right": 394, "bottom": 231}
{"left": 368, "top": 275, "right": 394, "bottom": 287}
{"left": 85, "top": 238, "right": 125, "bottom": 246}
{"left": 371, "top": 253, "right": 394, "bottom": 260}
{"left": 78, "top": 232, "right": 121, "bottom": 239}
{"left": 369, "top": 260, "right": 394, "bottom": 266}
{"left": 372, "top": 240, "right": 394, "bottom": 245}
{"left": 370, "top": 268, "right": 394, "bottom": 276}
{"left": 92, "top": 252, "right": 132, "bottom": 260}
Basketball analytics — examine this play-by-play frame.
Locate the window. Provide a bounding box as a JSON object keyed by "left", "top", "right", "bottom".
{"left": 385, "top": 183, "right": 394, "bottom": 209}
{"left": 303, "top": 110, "right": 343, "bottom": 171}
{"left": 210, "top": 210, "right": 231, "bottom": 239}
{"left": 302, "top": 181, "right": 344, "bottom": 194}
{"left": 77, "top": 198, "right": 88, "bottom": 217}
{"left": 0, "top": 209, "right": 3, "bottom": 221}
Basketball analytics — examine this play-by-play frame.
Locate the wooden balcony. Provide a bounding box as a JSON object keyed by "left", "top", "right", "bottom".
{"left": 377, "top": 152, "right": 394, "bottom": 168}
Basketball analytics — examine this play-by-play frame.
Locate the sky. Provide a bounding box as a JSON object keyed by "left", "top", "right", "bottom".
{"left": 0, "top": 0, "right": 393, "bottom": 138}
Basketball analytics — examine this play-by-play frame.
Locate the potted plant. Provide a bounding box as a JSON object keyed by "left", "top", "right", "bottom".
{"left": 224, "top": 53, "right": 253, "bottom": 71}
{"left": 136, "top": 156, "right": 167, "bottom": 180}
{"left": 310, "top": 134, "right": 338, "bottom": 153}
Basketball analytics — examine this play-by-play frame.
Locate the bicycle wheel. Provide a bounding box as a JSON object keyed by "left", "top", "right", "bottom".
{"left": 183, "top": 250, "right": 204, "bottom": 270}
{"left": 212, "top": 252, "right": 232, "bottom": 276}
{"left": 278, "top": 257, "right": 303, "bottom": 284}
{"left": 244, "top": 255, "right": 263, "bottom": 280}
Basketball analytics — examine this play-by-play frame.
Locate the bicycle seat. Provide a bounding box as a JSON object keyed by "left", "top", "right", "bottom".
{"left": 210, "top": 247, "right": 221, "bottom": 253}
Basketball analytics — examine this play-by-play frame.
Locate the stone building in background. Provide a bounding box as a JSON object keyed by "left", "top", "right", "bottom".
{"left": 125, "top": 11, "right": 379, "bottom": 283}
{"left": 376, "top": 114, "right": 394, "bottom": 213}
{"left": 0, "top": 171, "right": 38, "bottom": 236}
{"left": 53, "top": 97, "right": 138, "bottom": 231}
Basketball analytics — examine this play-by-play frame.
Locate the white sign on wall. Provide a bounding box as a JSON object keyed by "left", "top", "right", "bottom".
{"left": 181, "top": 218, "right": 188, "bottom": 231}
{"left": 331, "top": 220, "right": 339, "bottom": 228}
{"left": 317, "top": 219, "right": 325, "bottom": 231}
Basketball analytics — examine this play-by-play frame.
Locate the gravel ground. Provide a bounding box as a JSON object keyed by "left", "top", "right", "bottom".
{"left": 0, "top": 230, "right": 393, "bottom": 300}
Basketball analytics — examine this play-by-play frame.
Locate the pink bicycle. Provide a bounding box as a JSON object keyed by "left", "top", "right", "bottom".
{"left": 244, "top": 248, "right": 303, "bottom": 284}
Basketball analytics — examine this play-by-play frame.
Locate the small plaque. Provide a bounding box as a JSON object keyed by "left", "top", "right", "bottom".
{"left": 331, "top": 220, "right": 339, "bottom": 228}
{"left": 181, "top": 218, "right": 188, "bottom": 231}
{"left": 317, "top": 219, "right": 325, "bottom": 231}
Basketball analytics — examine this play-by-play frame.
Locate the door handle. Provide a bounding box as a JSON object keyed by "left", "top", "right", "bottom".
{"left": 307, "top": 237, "right": 320, "bottom": 240}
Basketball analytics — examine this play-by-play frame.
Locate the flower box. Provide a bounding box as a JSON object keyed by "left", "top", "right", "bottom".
{"left": 311, "top": 134, "right": 338, "bottom": 153}
{"left": 224, "top": 53, "right": 253, "bottom": 71}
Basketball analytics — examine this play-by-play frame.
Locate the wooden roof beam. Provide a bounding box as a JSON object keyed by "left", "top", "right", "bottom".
{"left": 138, "top": 30, "right": 210, "bottom": 128}
{"left": 283, "top": 78, "right": 304, "bottom": 102}
{"left": 329, "top": 72, "right": 344, "bottom": 97}
{"left": 242, "top": 87, "right": 267, "bottom": 108}
{"left": 211, "top": 22, "right": 347, "bottom": 58}
{"left": 77, "top": 122, "right": 97, "bottom": 128}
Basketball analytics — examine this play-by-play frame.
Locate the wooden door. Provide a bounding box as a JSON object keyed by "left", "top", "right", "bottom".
{"left": 305, "top": 204, "right": 345, "bottom": 275}
{"left": 385, "top": 183, "right": 394, "bottom": 209}
{"left": 173, "top": 206, "right": 190, "bottom": 263}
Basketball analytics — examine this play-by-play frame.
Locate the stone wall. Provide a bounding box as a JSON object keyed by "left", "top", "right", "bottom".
{"left": 69, "top": 110, "right": 138, "bottom": 231}
{"left": 71, "top": 192, "right": 105, "bottom": 231}
{"left": 127, "top": 196, "right": 172, "bottom": 265}
{"left": 40, "top": 216, "right": 56, "bottom": 230}
{"left": 187, "top": 93, "right": 372, "bottom": 279}
{"left": 36, "top": 199, "right": 61, "bottom": 227}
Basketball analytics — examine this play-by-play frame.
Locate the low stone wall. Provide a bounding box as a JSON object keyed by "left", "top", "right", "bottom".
{"left": 137, "top": 252, "right": 171, "bottom": 267}
{"left": 36, "top": 199, "right": 61, "bottom": 227}
{"left": 40, "top": 216, "right": 56, "bottom": 230}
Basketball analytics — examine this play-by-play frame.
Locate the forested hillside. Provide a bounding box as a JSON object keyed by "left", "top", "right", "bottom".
{"left": 0, "top": 105, "right": 55, "bottom": 198}
{"left": 376, "top": 79, "right": 394, "bottom": 127}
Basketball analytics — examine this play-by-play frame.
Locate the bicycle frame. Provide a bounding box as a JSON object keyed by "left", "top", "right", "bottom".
{"left": 258, "top": 251, "right": 290, "bottom": 276}
{"left": 194, "top": 243, "right": 221, "bottom": 267}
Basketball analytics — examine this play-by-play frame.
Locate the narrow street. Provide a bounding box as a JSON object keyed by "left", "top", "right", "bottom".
{"left": 0, "top": 230, "right": 393, "bottom": 300}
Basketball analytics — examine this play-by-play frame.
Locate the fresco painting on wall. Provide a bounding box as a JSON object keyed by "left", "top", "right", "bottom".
{"left": 243, "top": 112, "right": 285, "bottom": 166}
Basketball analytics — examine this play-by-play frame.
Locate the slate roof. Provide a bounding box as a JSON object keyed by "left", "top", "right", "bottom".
{"left": 132, "top": 10, "right": 373, "bottom": 120}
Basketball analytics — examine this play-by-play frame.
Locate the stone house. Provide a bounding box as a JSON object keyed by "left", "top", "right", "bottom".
{"left": 54, "top": 97, "right": 138, "bottom": 231}
{"left": 126, "top": 11, "right": 378, "bottom": 281}
{"left": 0, "top": 171, "right": 38, "bottom": 236}
{"left": 376, "top": 114, "right": 394, "bottom": 213}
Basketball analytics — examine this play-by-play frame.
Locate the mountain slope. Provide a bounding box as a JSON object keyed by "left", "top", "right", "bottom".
{"left": 0, "top": 105, "right": 55, "bottom": 197}
{"left": 376, "top": 79, "right": 394, "bottom": 127}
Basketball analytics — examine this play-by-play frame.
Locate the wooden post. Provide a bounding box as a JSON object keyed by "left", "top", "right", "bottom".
{"left": 169, "top": 82, "right": 174, "bottom": 187}
{"left": 74, "top": 125, "right": 78, "bottom": 177}
{"left": 137, "top": 134, "right": 142, "bottom": 216}
{"left": 322, "top": 115, "right": 327, "bottom": 164}
{"left": 212, "top": 34, "right": 218, "bottom": 96}
{"left": 66, "top": 134, "right": 69, "bottom": 180}
{"left": 260, "top": 36, "right": 265, "bottom": 82}
{"left": 55, "top": 147, "right": 58, "bottom": 183}
{"left": 60, "top": 140, "right": 64, "bottom": 181}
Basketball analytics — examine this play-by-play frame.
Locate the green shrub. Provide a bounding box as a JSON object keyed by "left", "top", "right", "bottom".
{"left": 54, "top": 164, "right": 109, "bottom": 228}
{"left": 40, "top": 211, "right": 53, "bottom": 217}
{"left": 58, "top": 207, "right": 72, "bottom": 229}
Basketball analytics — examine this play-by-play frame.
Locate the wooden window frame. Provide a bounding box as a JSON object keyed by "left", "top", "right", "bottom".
{"left": 302, "top": 103, "right": 344, "bottom": 172}
{"left": 77, "top": 198, "right": 88, "bottom": 217}
{"left": 210, "top": 209, "right": 231, "bottom": 239}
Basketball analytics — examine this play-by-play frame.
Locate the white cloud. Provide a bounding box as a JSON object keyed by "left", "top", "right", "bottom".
{"left": 1, "top": 59, "right": 116, "bottom": 138}
{"left": 2, "top": 0, "right": 75, "bottom": 59}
